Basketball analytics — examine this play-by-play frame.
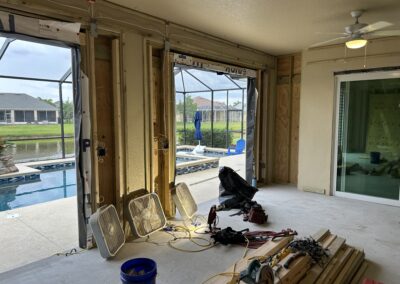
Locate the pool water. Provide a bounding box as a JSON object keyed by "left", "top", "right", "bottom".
{"left": 0, "top": 168, "right": 76, "bottom": 212}
{"left": 176, "top": 156, "right": 202, "bottom": 164}
{"left": 177, "top": 149, "right": 227, "bottom": 158}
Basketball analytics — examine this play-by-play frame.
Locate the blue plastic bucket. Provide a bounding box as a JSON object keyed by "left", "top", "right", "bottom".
{"left": 120, "top": 258, "right": 157, "bottom": 284}
{"left": 370, "top": 151, "right": 381, "bottom": 164}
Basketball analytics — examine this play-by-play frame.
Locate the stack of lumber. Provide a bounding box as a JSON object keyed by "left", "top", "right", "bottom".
{"left": 208, "top": 228, "right": 367, "bottom": 284}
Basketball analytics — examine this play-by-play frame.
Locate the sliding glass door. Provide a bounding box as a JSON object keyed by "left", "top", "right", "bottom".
{"left": 334, "top": 71, "right": 400, "bottom": 205}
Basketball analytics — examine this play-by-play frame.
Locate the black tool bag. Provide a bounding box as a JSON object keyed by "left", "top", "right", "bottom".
{"left": 211, "top": 227, "right": 248, "bottom": 245}
{"left": 218, "top": 167, "right": 258, "bottom": 209}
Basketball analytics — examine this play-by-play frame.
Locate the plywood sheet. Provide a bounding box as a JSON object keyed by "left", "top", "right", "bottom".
{"left": 277, "top": 56, "right": 292, "bottom": 76}
{"left": 290, "top": 81, "right": 301, "bottom": 184}
{"left": 274, "top": 83, "right": 291, "bottom": 183}
{"left": 293, "top": 54, "right": 302, "bottom": 75}
{"left": 94, "top": 36, "right": 116, "bottom": 206}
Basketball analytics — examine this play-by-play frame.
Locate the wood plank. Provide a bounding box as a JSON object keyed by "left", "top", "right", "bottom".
{"left": 312, "top": 228, "right": 330, "bottom": 242}
{"left": 289, "top": 81, "right": 300, "bottom": 184}
{"left": 316, "top": 245, "right": 354, "bottom": 284}
{"left": 94, "top": 36, "right": 116, "bottom": 206}
{"left": 350, "top": 260, "right": 368, "bottom": 284}
{"left": 208, "top": 236, "right": 294, "bottom": 284}
{"left": 299, "top": 237, "right": 345, "bottom": 284}
{"left": 339, "top": 248, "right": 365, "bottom": 284}
{"left": 273, "top": 83, "right": 291, "bottom": 183}
{"left": 322, "top": 234, "right": 336, "bottom": 248}
{"left": 277, "top": 56, "right": 292, "bottom": 76}
{"left": 333, "top": 249, "right": 361, "bottom": 284}
{"left": 293, "top": 54, "right": 302, "bottom": 75}
{"left": 275, "top": 253, "right": 312, "bottom": 284}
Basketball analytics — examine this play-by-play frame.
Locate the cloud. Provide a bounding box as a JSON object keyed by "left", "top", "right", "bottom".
{"left": 0, "top": 36, "right": 71, "bottom": 80}
{"left": 0, "top": 36, "right": 73, "bottom": 101}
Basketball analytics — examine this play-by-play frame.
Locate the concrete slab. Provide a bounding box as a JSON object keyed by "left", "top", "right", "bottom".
{"left": 0, "top": 197, "right": 78, "bottom": 273}
{"left": 0, "top": 165, "right": 40, "bottom": 179}
{"left": 1, "top": 186, "right": 399, "bottom": 283}
{"left": 21, "top": 158, "right": 75, "bottom": 167}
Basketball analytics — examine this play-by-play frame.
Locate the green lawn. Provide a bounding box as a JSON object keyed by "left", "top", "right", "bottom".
{"left": 0, "top": 124, "right": 74, "bottom": 138}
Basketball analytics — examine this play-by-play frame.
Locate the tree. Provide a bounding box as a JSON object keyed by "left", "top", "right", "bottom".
{"left": 176, "top": 95, "right": 198, "bottom": 122}
{"left": 62, "top": 99, "right": 74, "bottom": 123}
{"left": 38, "top": 97, "right": 56, "bottom": 107}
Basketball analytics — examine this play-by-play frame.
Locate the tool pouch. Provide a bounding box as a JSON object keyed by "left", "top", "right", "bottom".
{"left": 248, "top": 206, "right": 268, "bottom": 224}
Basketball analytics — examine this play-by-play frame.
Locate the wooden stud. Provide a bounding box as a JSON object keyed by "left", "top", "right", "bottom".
{"left": 333, "top": 248, "right": 364, "bottom": 284}
{"left": 275, "top": 253, "right": 312, "bottom": 284}
{"left": 312, "top": 228, "right": 331, "bottom": 242}
{"left": 350, "top": 260, "right": 368, "bottom": 284}
{"left": 316, "top": 245, "right": 354, "bottom": 284}
{"left": 299, "top": 236, "right": 345, "bottom": 284}
{"left": 208, "top": 236, "right": 294, "bottom": 284}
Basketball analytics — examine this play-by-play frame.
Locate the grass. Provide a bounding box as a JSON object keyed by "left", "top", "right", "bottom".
{"left": 0, "top": 124, "right": 74, "bottom": 138}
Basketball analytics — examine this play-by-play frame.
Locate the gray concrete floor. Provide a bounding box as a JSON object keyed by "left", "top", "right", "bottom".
{"left": 1, "top": 183, "right": 399, "bottom": 284}
{"left": 0, "top": 196, "right": 78, "bottom": 273}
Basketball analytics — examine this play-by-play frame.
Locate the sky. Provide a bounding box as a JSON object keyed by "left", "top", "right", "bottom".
{"left": 0, "top": 36, "right": 73, "bottom": 102}
{"left": 0, "top": 36, "right": 245, "bottom": 105}
{"left": 174, "top": 67, "right": 247, "bottom": 105}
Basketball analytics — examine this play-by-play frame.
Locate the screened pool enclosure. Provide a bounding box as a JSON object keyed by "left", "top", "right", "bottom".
{"left": 174, "top": 66, "right": 247, "bottom": 149}
{"left": 0, "top": 36, "right": 74, "bottom": 162}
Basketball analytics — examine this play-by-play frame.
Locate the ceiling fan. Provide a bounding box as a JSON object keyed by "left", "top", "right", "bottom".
{"left": 310, "top": 10, "right": 400, "bottom": 49}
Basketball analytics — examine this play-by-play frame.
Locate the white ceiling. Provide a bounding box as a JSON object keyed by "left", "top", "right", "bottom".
{"left": 108, "top": 0, "right": 400, "bottom": 55}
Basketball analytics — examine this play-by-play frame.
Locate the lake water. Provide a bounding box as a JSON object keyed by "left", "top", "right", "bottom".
{"left": 6, "top": 138, "right": 75, "bottom": 162}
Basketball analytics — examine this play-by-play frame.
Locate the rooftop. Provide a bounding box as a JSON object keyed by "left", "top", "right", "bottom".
{"left": 0, "top": 93, "right": 57, "bottom": 111}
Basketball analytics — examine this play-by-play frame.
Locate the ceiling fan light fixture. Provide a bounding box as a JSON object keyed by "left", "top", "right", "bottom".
{"left": 345, "top": 38, "right": 367, "bottom": 49}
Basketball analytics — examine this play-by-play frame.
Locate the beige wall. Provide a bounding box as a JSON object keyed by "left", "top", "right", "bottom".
{"left": 123, "top": 32, "right": 146, "bottom": 192}
{"left": 298, "top": 37, "right": 400, "bottom": 195}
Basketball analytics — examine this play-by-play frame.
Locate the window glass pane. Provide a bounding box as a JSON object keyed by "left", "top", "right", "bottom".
{"left": 0, "top": 111, "right": 5, "bottom": 122}
{"left": 230, "top": 77, "right": 247, "bottom": 88}
{"left": 174, "top": 67, "right": 184, "bottom": 92}
{"left": 25, "top": 111, "right": 34, "bottom": 122}
{"left": 0, "top": 37, "right": 72, "bottom": 80}
{"left": 175, "top": 93, "right": 184, "bottom": 145}
{"left": 181, "top": 70, "right": 210, "bottom": 92}
{"left": 190, "top": 92, "right": 212, "bottom": 147}
{"left": 47, "top": 111, "right": 56, "bottom": 122}
{"left": 336, "top": 78, "right": 400, "bottom": 200}
{"left": 15, "top": 110, "right": 24, "bottom": 122}
{"left": 38, "top": 111, "right": 47, "bottom": 121}
{"left": 61, "top": 83, "right": 74, "bottom": 128}
{"left": 213, "top": 91, "right": 228, "bottom": 148}
{"left": 0, "top": 37, "right": 6, "bottom": 47}
{"left": 186, "top": 69, "right": 238, "bottom": 90}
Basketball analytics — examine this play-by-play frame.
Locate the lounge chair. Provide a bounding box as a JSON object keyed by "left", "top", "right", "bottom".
{"left": 227, "top": 139, "right": 245, "bottom": 155}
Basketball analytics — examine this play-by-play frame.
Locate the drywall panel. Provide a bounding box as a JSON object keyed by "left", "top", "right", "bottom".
{"left": 298, "top": 37, "right": 400, "bottom": 195}
{"left": 123, "top": 32, "right": 146, "bottom": 192}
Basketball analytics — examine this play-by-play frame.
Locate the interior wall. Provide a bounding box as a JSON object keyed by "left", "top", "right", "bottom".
{"left": 298, "top": 37, "right": 400, "bottom": 195}
{"left": 123, "top": 32, "right": 146, "bottom": 192}
{"left": 273, "top": 54, "right": 301, "bottom": 184}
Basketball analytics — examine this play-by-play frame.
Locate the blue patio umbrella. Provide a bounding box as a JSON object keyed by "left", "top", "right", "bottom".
{"left": 194, "top": 111, "right": 202, "bottom": 145}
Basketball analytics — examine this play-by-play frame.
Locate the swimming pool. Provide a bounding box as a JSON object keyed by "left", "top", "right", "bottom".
{"left": 0, "top": 166, "right": 76, "bottom": 212}
{"left": 176, "top": 146, "right": 228, "bottom": 158}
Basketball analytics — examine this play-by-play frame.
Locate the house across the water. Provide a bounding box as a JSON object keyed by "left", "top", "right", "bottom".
{"left": 0, "top": 93, "right": 59, "bottom": 125}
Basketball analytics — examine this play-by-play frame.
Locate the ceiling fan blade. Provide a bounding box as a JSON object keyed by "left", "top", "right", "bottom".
{"left": 309, "top": 36, "right": 348, "bottom": 48}
{"left": 368, "top": 30, "right": 400, "bottom": 37}
{"left": 315, "top": 31, "right": 348, "bottom": 36}
{"left": 359, "top": 21, "right": 393, "bottom": 34}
